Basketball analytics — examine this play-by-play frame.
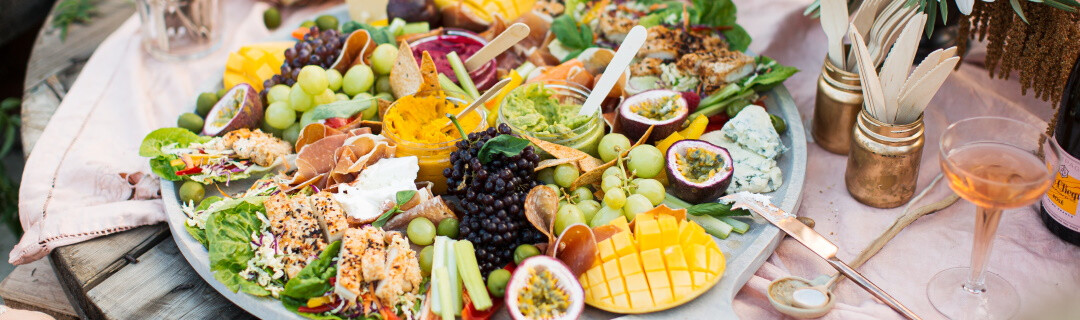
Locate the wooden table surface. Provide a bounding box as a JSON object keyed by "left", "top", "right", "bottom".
{"left": 9, "top": 1, "right": 255, "bottom": 319}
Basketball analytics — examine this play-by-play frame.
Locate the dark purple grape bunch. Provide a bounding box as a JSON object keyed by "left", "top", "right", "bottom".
{"left": 260, "top": 27, "right": 345, "bottom": 99}
{"left": 444, "top": 124, "right": 547, "bottom": 274}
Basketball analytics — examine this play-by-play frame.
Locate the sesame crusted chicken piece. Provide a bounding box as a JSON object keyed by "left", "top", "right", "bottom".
{"left": 534, "top": 0, "right": 564, "bottom": 16}
{"left": 677, "top": 49, "right": 755, "bottom": 92}
{"left": 638, "top": 26, "right": 680, "bottom": 61}
{"left": 263, "top": 192, "right": 292, "bottom": 235}
{"left": 309, "top": 191, "right": 349, "bottom": 243}
{"left": 375, "top": 232, "right": 423, "bottom": 307}
{"left": 355, "top": 226, "right": 388, "bottom": 282}
{"left": 598, "top": 14, "right": 635, "bottom": 43}
{"left": 631, "top": 57, "right": 665, "bottom": 77}
{"left": 336, "top": 228, "right": 367, "bottom": 302}
{"left": 278, "top": 194, "right": 328, "bottom": 279}
{"left": 212, "top": 128, "right": 292, "bottom": 167}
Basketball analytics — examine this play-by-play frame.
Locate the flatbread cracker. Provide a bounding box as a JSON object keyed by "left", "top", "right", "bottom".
{"left": 390, "top": 42, "right": 421, "bottom": 98}
{"left": 415, "top": 51, "right": 442, "bottom": 97}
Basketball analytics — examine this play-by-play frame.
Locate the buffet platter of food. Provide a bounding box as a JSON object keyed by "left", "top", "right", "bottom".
{"left": 144, "top": 1, "right": 805, "bottom": 319}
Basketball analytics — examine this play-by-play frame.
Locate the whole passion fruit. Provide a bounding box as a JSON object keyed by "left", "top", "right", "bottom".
{"left": 617, "top": 89, "right": 689, "bottom": 143}
{"left": 202, "top": 83, "right": 263, "bottom": 136}
{"left": 505, "top": 255, "right": 584, "bottom": 320}
{"left": 665, "top": 139, "right": 734, "bottom": 204}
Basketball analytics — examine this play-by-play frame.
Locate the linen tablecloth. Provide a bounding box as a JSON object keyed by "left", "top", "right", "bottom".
{"left": 11, "top": 0, "right": 1080, "bottom": 319}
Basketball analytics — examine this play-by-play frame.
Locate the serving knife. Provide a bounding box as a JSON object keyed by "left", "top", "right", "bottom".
{"left": 720, "top": 192, "right": 924, "bottom": 320}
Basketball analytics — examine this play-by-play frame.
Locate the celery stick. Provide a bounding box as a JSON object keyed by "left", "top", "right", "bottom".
{"left": 435, "top": 267, "right": 454, "bottom": 320}
{"left": 438, "top": 74, "right": 467, "bottom": 96}
{"left": 402, "top": 22, "right": 430, "bottom": 35}
{"left": 662, "top": 194, "right": 693, "bottom": 209}
{"left": 430, "top": 236, "right": 448, "bottom": 313}
{"left": 454, "top": 240, "right": 493, "bottom": 311}
{"left": 447, "top": 52, "right": 479, "bottom": 99}
{"left": 719, "top": 216, "right": 750, "bottom": 234}
{"left": 388, "top": 18, "right": 407, "bottom": 36}
{"left": 444, "top": 239, "right": 463, "bottom": 315}
{"left": 514, "top": 61, "right": 536, "bottom": 79}
{"left": 688, "top": 214, "right": 733, "bottom": 239}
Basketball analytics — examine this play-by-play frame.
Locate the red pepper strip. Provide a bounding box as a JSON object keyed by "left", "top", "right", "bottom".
{"left": 462, "top": 289, "right": 502, "bottom": 320}
{"left": 328, "top": 277, "right": 336, "bottom": 286}
{"left": 297, "top": 303, "right": 334, "bottom": 314}
{"left": 379, "top": 305, "right": 401, "bottom": 320}
{"left": 175, "top": 167, "right": 203, "bottom": 176}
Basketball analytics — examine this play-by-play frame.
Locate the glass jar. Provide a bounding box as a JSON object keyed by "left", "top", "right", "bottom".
{"left": 408, "top": 29, "right": 498, "bottom": 91}
{"left": 845, "top": 110, "right": 924, "bottom": 208}
{"left": 383, "top": 97, "right": 487, "bottom": 194}
{"left": 136, "top": 0, "right": 222, "bottom": 61}
{"left": 497, "top": 81, "right": 606, "bottom": 157}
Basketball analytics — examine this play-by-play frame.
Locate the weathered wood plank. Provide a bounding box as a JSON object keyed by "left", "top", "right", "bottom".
{"left": 0, "top": 258, "right": 78, "bottom": 320}
{"left": 20, "top": 83, "right": 61, "bottom": 157}
{"left": 85, "top": 238, "right": 254, "bottom": 320}
{"left": 22, "top": 0, "right": 136, "bottom": 91}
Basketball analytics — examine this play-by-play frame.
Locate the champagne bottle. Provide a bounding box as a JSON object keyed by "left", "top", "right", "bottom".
{"left": 1041, "top": 56, "right": 1080, "bottom": 246}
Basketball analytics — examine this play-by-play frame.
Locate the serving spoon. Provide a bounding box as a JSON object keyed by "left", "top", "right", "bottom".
{"left": 464, "top": 23, "right": 531, "bottom": 72}
{"left": 577, "top": 25, "right": 648, "bottom": 117}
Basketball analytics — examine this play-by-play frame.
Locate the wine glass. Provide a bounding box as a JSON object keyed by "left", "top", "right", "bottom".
{"left": 930, "top": 117, "right": 1060, "bottom": 319}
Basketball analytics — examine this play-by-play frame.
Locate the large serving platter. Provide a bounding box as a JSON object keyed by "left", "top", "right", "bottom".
{"left": 160, "top": 4, "right": 806, "bottom": 319}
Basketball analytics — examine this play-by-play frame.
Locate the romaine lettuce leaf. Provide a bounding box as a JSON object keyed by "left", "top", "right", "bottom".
{"left": 205, "top": 198, "right": 267, "bottom": 296}
{"left": 282, "top": 241, "right": 341, "bottom": 300}
{"left": 139, "top": 127, "right": 208, "bottom": 158}
{"left": 150, "top": 156, "right": 182, "bottom": 181}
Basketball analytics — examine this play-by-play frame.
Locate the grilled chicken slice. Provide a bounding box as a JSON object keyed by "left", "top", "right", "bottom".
{"left": 213, "top": 128, "right": 292, "bottom": 167}
{"left": 375, "top": 232, "right": 423, "bottom": 307}
{"left": 309, "top": 191, "right": 349, "bottom": 243}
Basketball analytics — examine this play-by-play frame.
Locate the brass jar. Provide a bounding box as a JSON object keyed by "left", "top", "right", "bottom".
{"left": 845, "top": 110, "right": 924, "bottom": 208}
{"left": 812, "top": 58, "right": 863, "bottom": 154}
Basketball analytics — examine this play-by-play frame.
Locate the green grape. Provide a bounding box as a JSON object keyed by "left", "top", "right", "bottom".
{"left": 601, "top": 175, "right": 622, "bottom": 192}
{"left": 546, "top": 184, "right": 562, "bottom": 198}
{"left": 627, "top": 145, "right": 665, "bottom": 178}
{"left": 375, "top": 75, "right": 392, "bottom": 94}
{"left": 554, "top": 204, "right": 585, "bottom": 235}
{"left": 374, "top": 92, "right": 394, "bottom": 101}
{"left": 196, "top": 92, "right": 218, "bottom": 116}
{"left": 419, "top": 246, "right": 434, "bottom": 275}
{"left": 486, "top": 269, "right": 511, "bottom": 298}
{"left": 335, "top": 93, "right": 350, "bottom": 101}
{"left": 177, "top": 113, "right": 204, "bottom": 133}
{"left": 576, "top": 200, "right": 602, "bottom": 222}
{"left": 370, "top": 44, "right": 399, "bottom": 75}
{"left": 623, "top": 194, "right": 654, "bottom": 221}
{"left": 342, "top": 65, "right": 375, "bottom": 96}
{"left": 571, "top": 186, "right": 594, "bottom": 202}
{"left": 437, "top": 217, "right": 459, "bottom": 238}
{"left": 514, "top": 244, "right": 541, "bottom": 265}
{"left": 313, "top": 88, "right": 336, "bottom": 106}
{"left": 604, "top": 189, "right": 627, "bottom": 209}
{"left": 598, "top": 133, "right": 631, "bottom": 162}
{"left": 602, "top": 166, "right": 626, "bottom": 180}
{"left": 265, "top": 102, "right": 296, "bottom": 129}
{"left": 590, "top": 206, "right": 623, "bottom": 227}
{"left": 326, "top": 69, "right": 343, "bottom": 92}
{"left": 537, "top": 167, "right": 556, "bottom": 185}
{"left": 297, "top": 65, "right": 330, "bottom": 95}
{"left": 558, "top": 200, "right": 570, "bottom": 209}
{"left": 407, "top": 217, "right": 436, "bottom": 246}
{"left": 283, "top": 123, "right": 301, "bottom": 145}
{"left": 553, "top": 163, "right": 579, "bottom": 188}
{"left": 632, "top": 178, "right": 666, "bottom": 205}
{"left": 288, "top": 85, "right": 314, "bottom": 112}
{"left": 179, "top": 181, "right": 205, "bottom": 204}
{"left": 315, "top": 15, "right": 339, "bottom": 31}
{"left": 267, "top": 85, "right": 291, "bottom": 104}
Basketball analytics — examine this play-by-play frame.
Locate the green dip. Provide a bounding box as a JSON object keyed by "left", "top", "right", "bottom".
{"left": 502, "top": 83, "right": 592, "bottom": 139}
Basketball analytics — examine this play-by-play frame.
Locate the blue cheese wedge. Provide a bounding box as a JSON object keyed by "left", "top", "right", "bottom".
{"left": 707, "top": 134, "right": 784, "bottom": 193}
{"left": 719, "top": 105, "right": 786, "bottom": 159}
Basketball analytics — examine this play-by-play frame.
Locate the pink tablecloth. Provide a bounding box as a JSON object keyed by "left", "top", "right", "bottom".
{"left": 11, "top": 0, "right": 1080, "bottom": 319}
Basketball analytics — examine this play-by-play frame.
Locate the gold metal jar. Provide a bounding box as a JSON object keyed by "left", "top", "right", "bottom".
{"left": 812, "top": 57, "right": 863, "bottom": 154}
{"left": 845, "top": 110, "right": 924, "bottom": 208}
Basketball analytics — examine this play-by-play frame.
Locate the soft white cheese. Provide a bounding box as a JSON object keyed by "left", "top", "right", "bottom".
{"left": 720, "top": 105, "right": 786, "bottom": 159}
{"left": 706, "top": 134, "right": 784, "bottom": 193}
{"left": 334, "top": 156, "right": 420, "bottom": 222}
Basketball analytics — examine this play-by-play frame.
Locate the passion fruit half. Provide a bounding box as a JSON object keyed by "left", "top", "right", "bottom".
{"left": 665, "top": 139, "right": 734, "bottom": 204}
{"left": 617, "top": 89, "right": 689, "bottom": 143}
{"left": 202, "top": 83, "right": 263, "bottom": 136}
{"left": 505, "top": 255, "right": 584, "bottom": 320}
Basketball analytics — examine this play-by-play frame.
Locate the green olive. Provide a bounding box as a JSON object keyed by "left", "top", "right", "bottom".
{"left": 179, "top": 181, "right": 205, "bottom": 204}
{"left": 177, "top": 113, "right": 204, "bottom": 133}
{"left": 770, "top": 114, "right": 787, "bottom": 133}
{"left": 263, "top": 8, "right": 281, "bottom": 29}
{"left": 196, "top": 92, "right": 218, "bottom": 116}
{"left": 315, "top": 15, "right": 339, "bottom": 31}
{"left": 513, "top": 244, "right": 541, "bottom": 265}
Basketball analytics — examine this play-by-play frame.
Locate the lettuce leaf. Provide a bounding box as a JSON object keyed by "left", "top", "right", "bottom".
{"left": 150, "top": 156, "right": 182, "bottom": 181}
{"left": 282, "top": 241, "right": 342, "bottom": 300}
{"left": 281, "top": 296, "right": 346, "bottom": 320}
{"left": 205, "top": 198, "right": 267, "bottom": 296}
{"left": 722, "top": 25, "right": 752, "bottom": 52}
{"left": 185, "top": 196, "right": 223, "bottom": 248}
{"left": 139, "top": 127, "right": 208, "bottom": 158}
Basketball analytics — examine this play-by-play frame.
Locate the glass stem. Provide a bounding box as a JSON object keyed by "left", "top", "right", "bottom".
{"left": 965, "top": 206, "right": 1003, "bottom": 294}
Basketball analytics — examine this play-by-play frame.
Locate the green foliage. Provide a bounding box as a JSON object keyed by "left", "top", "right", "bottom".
{"left": 478, "top": 135, "right": 530, "bottom": 164}
{"left": 205, "top": 199, "right": 268, "bottom": 296}
{"left": 805, "top": 0, "right": 1080, "bottom": 38}
{"left": 0, "top": 98, "right": 21, "bottom": 237}
{"left": 53, "top": 0, "right": 97, "bottom": 41}
{"left": 282, "top": 241, "right": 342, "bottom": 299}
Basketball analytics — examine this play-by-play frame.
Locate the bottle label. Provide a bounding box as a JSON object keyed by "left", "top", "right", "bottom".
{"left": 1043, "top": 153, "right": 1080, "bottom": 232}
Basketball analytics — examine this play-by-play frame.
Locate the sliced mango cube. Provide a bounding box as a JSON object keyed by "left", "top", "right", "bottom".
{"left": 686, "top": 244, "right": 709, "bottom": 271}
{"left": 639, "top": 248, "right": 664, "bottom": 272}
{"left": 657, "top": 215, "right": 679, "bottom": 248}
{"left": 612, "top": 293, "right": 630, "bottom": 309}
{"left": 645, "top": 270, "right": 670, "bottom": 289}
{"left": 608, "top": 276, "right": 626, "bottom": 296}
{"left": 708, "top": 248, "right": 725, "bottom": 274}
{"left": 669, "top": 270, "right": 692, "bottom": 288}
{"left": 663, "top": 246, "right": 689, "bottom": 270}
{"left": 628, "top": 290, "right": 654, "bottom": 309}
{"left": 619, "top": 253, "right": 643, "bottom": 276}
{"left": 611, "top": 232, "right": 636, "bottom": 257}
{"left": 603, "top": 259, "right": 621, "bottom": 281}
{"left": 692, "top": 271, "right": 710, "bottom": 288}
{"left": 587, "top": 267, "right": 605, "bottom": 286}
{"left": 636, "top": 219, "right": 661, "bottom": 251}
{"left": 651, "top": 285, "right": 674, "bottom": 304}
{"left": 598, "top": 238, "right": 617, "bottom": 262}
{"left": 625, "top": 273, "right": 649, "bottom": 292}
{"left": 674, "top": 285, "right": 694, "bottom": 298}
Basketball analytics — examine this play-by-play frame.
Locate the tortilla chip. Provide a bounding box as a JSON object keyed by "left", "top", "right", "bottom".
{"left": 534, "top": 157, "right": 583, "bottom": 172}
{"left": 390, "top": 41, "right": 421, "bottom": 99}
{"left": 569, "top": 126, "right": 653, "bottom": 189}
{"left": 523, "top": 135, "right": 600, "bottom": 163}
{"left": 331, "top": 29, "right": 377, "bottom": 74}
{"left": 415, "top": 51, "right": 442, "bottom": 97}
